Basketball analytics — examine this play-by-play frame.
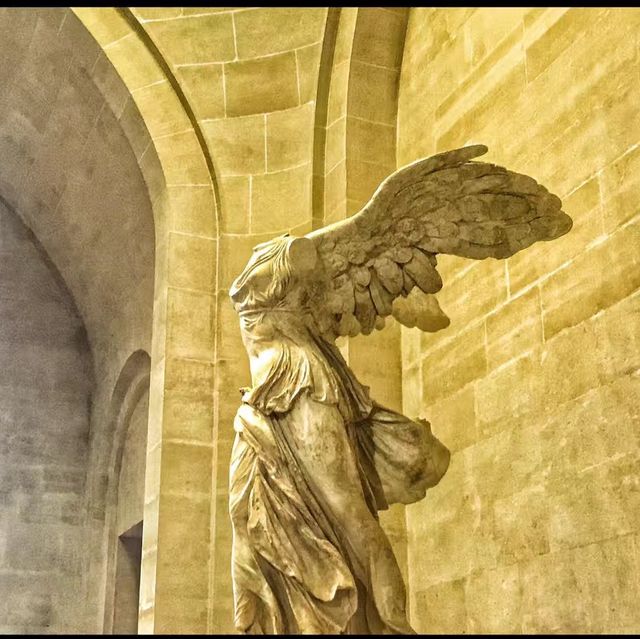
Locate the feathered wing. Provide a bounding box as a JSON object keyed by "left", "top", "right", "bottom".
{"left": 305, "top": 144, "right": 572, "bottom": 340}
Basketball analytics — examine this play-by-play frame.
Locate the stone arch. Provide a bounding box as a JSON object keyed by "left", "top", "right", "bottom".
{"left": 74, "top": 7, "right": 350, "bottom": 633}
{"left": 101, "top": 350, "right": 151, "bottom": 633}
{"left": 312, "top": 7, "right": 357, "bottom": 227}
{"left": 343, "top": 4, "right": 411, "bottom": 587}
{"left": 346, "top": 8, "right": 409, "bottom": 214}
{"left": 71, "top": 7, "right": 224, "bottom": 634}
{"left": 312, "top": 7, "right": 409, "bottom": 227}
{"left": 309, "top": 5, "right": 411, "bottom": 583}
{"left": 309, "top": 5, "right": 410, "bottom": 422}
{"left": 112, "top": 7, "right": 329, "bottom": 631}
{"left": 341, "top": 5, "right": 409, "bottom": 408}
{"left": 0, "top": 6, "right": 224, "bottom": 633}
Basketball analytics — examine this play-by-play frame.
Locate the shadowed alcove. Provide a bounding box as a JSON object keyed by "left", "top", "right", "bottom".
{"left": 0, "top": 8, "right": 155, "bottom": 633}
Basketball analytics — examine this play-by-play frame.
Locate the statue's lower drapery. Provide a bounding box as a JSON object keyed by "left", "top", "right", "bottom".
{"left": 229, "top": 390, "right": 450, "bottom": 634}
{"left": 226, "top": 145, "right": 572, "bottom": 635}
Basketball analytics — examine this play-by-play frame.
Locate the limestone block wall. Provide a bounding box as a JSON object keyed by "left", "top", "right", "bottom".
{"left": 0, "top": 9, "right": 157, "bottom": 633}
{"left": 0, "top": 200, "right": 92, "bottom": 634}
{"left": 398, "top": 8, "right": 640, "bottom": 633}
{"left": 124, "top": 7, "right": 327, "bottom": 631}
{"left": 116, "top": 389, "right": 149, "bottom": 542}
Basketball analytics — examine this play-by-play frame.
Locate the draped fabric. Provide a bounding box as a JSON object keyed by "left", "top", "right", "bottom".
{"left": 230, "top": 404, "right": 358, "bottom": 634}
{"left": 239, "top": 309, "right": 372, "bottom": 420}
{"left": 229, "top": 309, "right": 450, "bottom": 634}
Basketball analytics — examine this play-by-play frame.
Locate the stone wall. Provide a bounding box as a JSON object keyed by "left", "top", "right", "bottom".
{"left": 398, "top": 8, "right": 640, "bottom": 633}
{"left": 116, "top": 389, "right": 149, "bottom": 540}
{"left": 0, "top": 200, "right": 92, "bottom": 634}
{"left": 3, "top": 6, "right": 638, "bottom": 635}
{"left": 0, "top": 9, "right": 156, "bottom": 633}
{"left": 126, "top": 7, "right": 328, "bottom": 630}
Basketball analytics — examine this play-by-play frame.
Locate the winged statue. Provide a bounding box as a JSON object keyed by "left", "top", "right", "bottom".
{"left": 227, "top": 145, "right": 572, "bottom": 634}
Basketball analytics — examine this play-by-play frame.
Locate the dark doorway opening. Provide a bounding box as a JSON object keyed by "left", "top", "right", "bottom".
{"left": 112, "top": 521, "right": 143, "bottom": 634}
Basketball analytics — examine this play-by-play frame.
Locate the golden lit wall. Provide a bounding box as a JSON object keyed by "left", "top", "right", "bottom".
{"left": 75, "top": 7, "right": 327, "bottom": 633}
{"left": 398, "top": 7, "right": 640, "bottom": 633}
{"left": 19, "top": 6, "right": 636, "bottom": 634}
{"left": 129, "top": 8, "right": 327, "bottom": 631}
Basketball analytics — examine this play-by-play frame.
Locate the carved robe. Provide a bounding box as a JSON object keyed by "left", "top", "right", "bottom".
{"left": 227, "top": 145, "right": 571, "bottom": 634}
{"left": 228, "top": 237, "right": 450, "bottom": 634}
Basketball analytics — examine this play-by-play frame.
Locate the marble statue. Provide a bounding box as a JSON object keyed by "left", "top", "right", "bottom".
{"left": 228, "top": 145, "right": 572, "bottom": 634}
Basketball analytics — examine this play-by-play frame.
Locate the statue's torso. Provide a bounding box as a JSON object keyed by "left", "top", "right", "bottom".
{"left": 237, "top": 308, "right": 372, "bottom": 421}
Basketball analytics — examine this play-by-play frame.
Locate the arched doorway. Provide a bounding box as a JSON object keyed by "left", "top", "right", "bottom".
{"left": 106, "top": 351, "right": 151, "bottom": 634}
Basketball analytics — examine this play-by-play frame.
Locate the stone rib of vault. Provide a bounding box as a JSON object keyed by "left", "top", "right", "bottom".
{"left": 227, "top": 144, "right": 572, "bottom": 634}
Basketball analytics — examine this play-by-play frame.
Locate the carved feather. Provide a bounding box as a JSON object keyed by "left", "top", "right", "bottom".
{"left": 404, "top": 249, "right": 442, "bottom": 294}
{"left": 306, "top": 144, "right": 572, "bottom": 340}
{"left": 354, "top": 287, "right": 376, "bottom": 335}
{"left": 368, "top": 270, "right": 394, "bottom": 317}
{"left": 374, "top": 257, "right": 403, "bottom": 296}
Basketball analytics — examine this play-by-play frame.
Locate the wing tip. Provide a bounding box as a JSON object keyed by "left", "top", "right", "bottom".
{"left": 397, "top": 143, "right": 490, "bottom": 175}
{"left": 445, "top": 143, "right": 489, "bottom": 167}
{"left": 464, "top": 143, "right": 489, "bottom": 158}
{"left": 552, "top": 210, "right": 573, "bottom": 238}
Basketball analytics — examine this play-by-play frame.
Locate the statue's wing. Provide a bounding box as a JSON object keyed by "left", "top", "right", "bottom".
{"left": 306, "top": 144, "right": 572, "bottom": 339}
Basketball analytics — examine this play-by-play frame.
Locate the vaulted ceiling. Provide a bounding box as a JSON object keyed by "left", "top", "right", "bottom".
{"left": 0, "top": 8, "right": 155, "bottom": 375}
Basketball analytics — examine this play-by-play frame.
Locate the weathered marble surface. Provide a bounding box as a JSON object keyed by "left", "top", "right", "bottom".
{"left": 228, "top": 145, "right": 572, "bottom": 634}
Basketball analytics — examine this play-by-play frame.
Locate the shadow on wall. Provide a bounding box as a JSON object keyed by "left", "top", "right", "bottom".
{"left": 0, "top": 7, "right": 156, "bottom": 633}
{"left": 0, "top": 198, "right": 92, "bottom": 633}
{"left": 102, "top": 350, "right": 151, "bottom": 635}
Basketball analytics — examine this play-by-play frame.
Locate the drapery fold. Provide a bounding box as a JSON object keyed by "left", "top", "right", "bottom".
{"left": 230, "top": 391, "right": 450, "bottom": 634}
{"left": 230, "top": 306, "right": 449, "bottom": 634}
